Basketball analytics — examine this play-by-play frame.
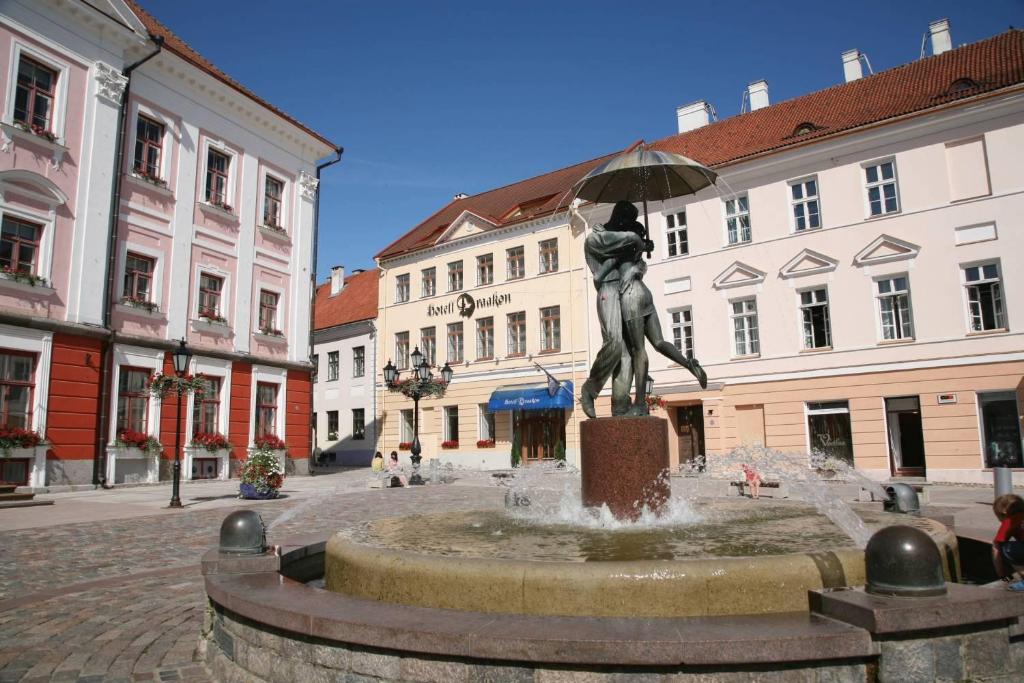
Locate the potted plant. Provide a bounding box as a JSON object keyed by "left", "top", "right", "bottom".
{"left": 0, "top": 426, "right": 44, "bottom": 455}
{"left": 0, "top": 265, "right": 49, "bottom": 287}
{"left": 191, "top": 432, "right": 231, "bottom": 453}
{"left": 398, "top": 442, "right": 412, "bottom": 451}
{"left": 120, "top": 295, "right": 160, "bottom": 313}
{"left": 240, "top": 437, "right": 285, "bottom": 499}
{"left": 476, "top": 439, "right": 495, "bottom": 448}
{"left": 440, "top": 440, "right": 459, "bottom": 449}
{"left": 645, "top": 394, "right": 666, "bottom": 411}
{"left": 258, "top": 325, "right": 284, "bottom": 337}
{"left": 115, "top": 429, "right": 163, "bottom": 456}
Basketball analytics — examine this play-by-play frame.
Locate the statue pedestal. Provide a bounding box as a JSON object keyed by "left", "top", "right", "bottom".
{"left": 580, "top": 416, "right": 670, "bottom": 521}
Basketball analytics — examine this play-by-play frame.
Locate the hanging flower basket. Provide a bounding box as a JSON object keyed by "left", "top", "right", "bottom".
{"left": 149, "top": 373, "right": 208, "bottom": 398}
{"left": 391, "top": 378, "right": 447, "bottom": 399}
{"left": 645, "top": 394, "right": 667, "bottom": 411}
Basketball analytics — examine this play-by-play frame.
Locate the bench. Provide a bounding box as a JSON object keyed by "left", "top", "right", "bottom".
{"left": 729, "top": 480, "right": 784, "bottom": 497}
{"left": 368, "top": 470, "right": 404, "bottom": 489}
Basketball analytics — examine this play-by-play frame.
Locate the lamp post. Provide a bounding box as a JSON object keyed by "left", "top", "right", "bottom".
{"left": 169, "top": 338, "right": 192, "bottom": 508}
{"left": 383, "top": 347, "right": 453, "bottom": 485}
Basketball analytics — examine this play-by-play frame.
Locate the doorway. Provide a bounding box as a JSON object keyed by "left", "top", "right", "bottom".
{"left": 886, "top": 396, "right": 926, "bottom": 477}
{"left": 676, "top": 405, "right": 705, "bottom": 469}
{"left": 516, "top": 409, "right": 565, "bottom": 463}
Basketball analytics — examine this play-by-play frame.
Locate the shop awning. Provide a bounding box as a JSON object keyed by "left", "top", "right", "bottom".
{"left": 487, "top": 382, "right": 574, "bottom": 412}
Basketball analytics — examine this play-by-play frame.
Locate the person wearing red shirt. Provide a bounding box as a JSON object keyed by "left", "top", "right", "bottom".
{"left": 992, "top": 493, "right": 1024, "bottom": 591}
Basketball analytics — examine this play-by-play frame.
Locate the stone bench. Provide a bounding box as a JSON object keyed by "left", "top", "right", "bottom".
{"left": 729, "top": 480, "right": 785, "bottom": 497}
{"left": 368, "top": 471, "right": 404, "bottom": 489}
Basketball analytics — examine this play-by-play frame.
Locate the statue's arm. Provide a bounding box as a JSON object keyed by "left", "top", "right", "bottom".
{"left": 592, "top": 258, "right": 619, "bottom": 287}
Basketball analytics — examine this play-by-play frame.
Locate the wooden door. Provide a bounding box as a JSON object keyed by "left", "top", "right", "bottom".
{"left": 676, "top": 405, "right": 705, "bottom": 467}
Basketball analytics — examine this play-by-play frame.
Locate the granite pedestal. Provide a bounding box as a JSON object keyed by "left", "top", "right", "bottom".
{"left": 580, "top": 415, "right": 669, "bottom": 520}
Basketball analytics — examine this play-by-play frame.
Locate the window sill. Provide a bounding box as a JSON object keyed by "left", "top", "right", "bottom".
{"left": 723, "top": 240, "right": 753, "bottom": 250}
{"left": 253, "top": 332, "right": 287, "bottom": 344}
{"left": 537, "top": 348, "right": 561, "bottom": 355}
{"left": 507, "top": 275, "right": 525, "bottom": 282}
{"left": 258, "top": 224, "right": 290, "bottom": 243}
{"left": 506, "top": 353, "right": 526, "bottom": 359}
{"left": 730, "top": 353, "right": 761, "bottom": 361}
{"left": 198, "top": 202, "right": 240, "bottom": 222}
{"left": 967, "top": 328, "right": 1009, "bottom": 337}
{"left": 0, "top": 275, "right": 56, "bottom": 296}
{"left": 877, "top": 338, "right": 915, "bottom": 346}
{"left": 192, "top": 317, "right": 233, "bottom": 336}
{"left": 799, "top": 346, "right": 833, "bottom": 354}
{"left": 476, "top": 356, "right": 494, "bottom": 362}
{"left": 865, "top": 210, "right": 901, "bottom": 220}
{"left": 115, "top": 302, "right": 165, "bottom": 319}
{"left": 1, "top": 122, "right": 68, "bottom": 166}
{"left": 125, "top": 172, "right": 174, "bottom": 198}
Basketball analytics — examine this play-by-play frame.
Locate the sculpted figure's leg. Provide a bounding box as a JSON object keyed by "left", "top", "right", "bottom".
{"left": 644, "top": 310, "right": 708, "bottom": 389}
{"left": 624, "top": 316, "right": 648, "bottom": 415}
{"left": 583, "top": 283, "right": 624, "bottom": 418}
{"left": 610, "top": 348, "right": 632, "bottom": 416}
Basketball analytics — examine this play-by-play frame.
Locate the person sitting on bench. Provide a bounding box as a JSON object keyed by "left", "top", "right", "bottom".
{"left": 387, "top": 451, "right": 409, "bottom": 488}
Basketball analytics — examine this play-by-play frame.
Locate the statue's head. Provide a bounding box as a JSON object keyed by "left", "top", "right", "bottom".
{"left": 607, "top": 201, "right": 638, "bottom": 230}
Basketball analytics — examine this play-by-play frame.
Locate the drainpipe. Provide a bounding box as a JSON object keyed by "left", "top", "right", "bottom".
{"left": 93, "top": 35, "right": 164, "bottom": 487}
{"left": 307, "top": 148, "right": 343, "bottom": 460}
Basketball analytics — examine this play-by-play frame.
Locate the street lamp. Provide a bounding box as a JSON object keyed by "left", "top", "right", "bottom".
{"left": 383, "top": 347, "right": 453, "bottom": 485}
{"left": 645, "top": 375, "right": 655, "bottom": 397}
{"left": 169, "top": 338, "right": 192, "bottom": 508}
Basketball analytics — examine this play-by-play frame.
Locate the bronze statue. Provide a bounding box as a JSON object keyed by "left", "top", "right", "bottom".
{"left": 581, "top": 201, "right": 707, "bottom": 418}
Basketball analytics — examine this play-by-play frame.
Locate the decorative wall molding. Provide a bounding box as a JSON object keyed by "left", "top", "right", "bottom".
{"left": 95, "top": 62, "right": 128, "bottom": 104}
{"left": 298, "top": 171, "right": 318, "bottom": 201}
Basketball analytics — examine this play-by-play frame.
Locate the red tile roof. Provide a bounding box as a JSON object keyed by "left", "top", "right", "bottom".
{"left": 377, "top": 30, "right": 1023, "bottom": 262}
{"left": 313, "top": 269, "right": 379, "bottom": 330}
{"left": 650, "top": 30, "right": 1024, "bottom": 165}
{"left": 125, "top": 1, "right": 337, "bottom": 150}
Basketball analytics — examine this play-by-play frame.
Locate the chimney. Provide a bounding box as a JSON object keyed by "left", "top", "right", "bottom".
{"left": 929, "top": 19, "right": 951, "bottom": 56}
{"left": 676, "top": 100, "right": 711, "bottom": 133}
{"left": 330, "top": 266, "right": 345, "bottom": 296}
{"left": 747, "top": 80, "right": 769, "bottom": 111}
{"left": 842, "top": 49, "right": 863, "bottom": 82}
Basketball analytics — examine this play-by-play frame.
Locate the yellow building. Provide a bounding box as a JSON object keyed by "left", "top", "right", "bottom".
{"left": 373, "top": 155, "right": 624, "bottom": 467}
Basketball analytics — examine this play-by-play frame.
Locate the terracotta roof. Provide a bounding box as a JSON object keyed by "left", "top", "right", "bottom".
{"left": 314, "top": 269, "right": 379, "bottom": 330}
{"left": 377, "top": 31, "right": 1023, "bottom": 263}
{"left": 650, "top": 30, "right": 1024, "bottom": 165}
{"left": 374, "top": 144, "right": 641, "bottom": 261}
{"left": 124, "top": 0, "right": 337, "bottom": 149}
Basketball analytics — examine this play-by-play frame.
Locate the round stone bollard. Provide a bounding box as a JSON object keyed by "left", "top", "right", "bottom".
{"left": 865, "top": 525, "right": 947, "bottom": 597}
{"left": 219, "top": 510, "right": 268, "bottom": 555}
{"left": 994, "top": 466, "right": 1013, "bottom": 499}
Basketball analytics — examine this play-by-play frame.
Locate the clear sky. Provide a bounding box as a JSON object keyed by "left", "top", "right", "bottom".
{"left": 139, "top": 1, "right": 1024, "bottom": 281}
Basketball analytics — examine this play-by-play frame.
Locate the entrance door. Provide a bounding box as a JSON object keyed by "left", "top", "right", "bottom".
{"left": 517, "top": 409, "right": 566, "bottom": 463}
{"left": 886, "top": 396, "right": 926, "bottom": 477}
{"left": 676, "top": 405, "right": 705, "bottom": 468}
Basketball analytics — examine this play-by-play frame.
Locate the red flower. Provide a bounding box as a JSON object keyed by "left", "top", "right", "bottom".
{"left": 476, "top": 439, "right": 495, "bottom": 448}
{"left": 254, "top": 434, "right": 286, "bottom": 450}
{"left": 398, "top": 442, "right": 412, "bottom": 451}
{"left": 440, "top": 440, "right": 459, "bottom": 449}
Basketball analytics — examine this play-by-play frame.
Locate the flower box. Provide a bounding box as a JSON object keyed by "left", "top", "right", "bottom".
{"left": 441, "top": 440, "right": 459, "bottom": 449}
{"left": 0, "top": 267, "right": 49, "bottom": 288}
{"left": 476, "top": 439, "right": 495, "bottom": 448}
{"left": 12, "top": 120, "right": 57, "bottom": 143}
{"left": 258, "top": 326, "right": 284, "bottom": 337}
{"left": 398, "top": 442, "right": 412, "bottom": 451}
{"left": 133, "top": 170, "right": 167, "bottom": 188}
{"left": 120, "top": 296, "right": 160, "bottom": 314}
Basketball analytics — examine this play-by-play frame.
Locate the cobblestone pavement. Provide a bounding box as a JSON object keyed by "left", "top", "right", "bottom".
{"left": 0, "top": 472, "right": 504, "bottom": 682}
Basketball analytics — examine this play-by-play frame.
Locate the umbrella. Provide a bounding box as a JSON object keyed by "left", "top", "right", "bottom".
{"left": 571, "top": 147, "right": 718, "bottom": 255}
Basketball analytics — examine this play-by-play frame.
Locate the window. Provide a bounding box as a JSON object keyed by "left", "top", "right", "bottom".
{"left": 807, "top": 401, "right": 853, "bottom": 465}
{"left": 444, "top": 406, "right": 459, "bottom": 442}
{"left": 198, "top": 273, "right": 223, "bottom": 319}
{"left": 255, "top": 382, "right": 278, "bottom": 438}
{"left": 327, "top": 351, "right": 339, "bottom": 381}
{"left": 477, "top": 254, "right": 494, "bottom": 286}
{"left": 395, "top": 274, "right": 410, "bottom": 303}
{"left": 421, "top": 327, "right": 436, "bottom": 366}
{"left": 731, "top": 298, "right": 759, "bottom": 356}
{"left": 400, "top": 409, "right": 414, "bottom": 443}
{"left": 507, "top": 311, "right": 526, "bottom": 356}
{"left": 865, "top": 160, "right": 899, "bottom": 216}
{"left": 539, "top": 239, "right": 559, "bottom": 274}
{"left": 311, "top": 354, "right": 318, "bottom": 383}
{"left": 421, "top": 267, "right": 436, "bottom": 297}
{"left": 800, "top": 288, "right": 832, "bottom": 349}
{"left": 395, "top": 331, "right": 410, "bottom": 369}
{"left": 476, "top": 317, "right": 494, "bottom": 359}
{"left": 205, "top": 149, "right": 230, "bottom": 207}
{"left": 133, "top": 116, "right": 163, "bottom": 179}
{"left": 666, "top": 211, "right": 688, "bottom": 257}
{"left": 671, "top": 308, "right": 693, "bottom": 358}
{"left": 122, "top": 252, "right": 154, "bottom": 303}
{"left": 327, "top": 410, "right": 339, "bottom": 440}
{"left": 540, "top": 306, "right": 560, "bottom": 352}
{"left": 507, "top": 246, "right": 525, "bottom": 279}
{"left": 964, "top": 263, "right": 1005, "bottom": 332}
{"left": 979, "top": 392, "right": 1023, "bottom": 468}
{"left": 14, "top": 56, "right": 57, "bottom": 134}
{"left": 1, "top": 216, "right": 42, "bottom": 275}
{"left": 447, "top": 261, "right": 463, "bottom": 292}
{"left": 790, "top": 177, "right": 821, "bottom": 231}
{"left": 192, "top": 376, "right": 221, "bottom": 436}
{"left": 117, "top": 367, "right": 150, "bottom": 434}
{"left": 263, "top": 176, "right": 284, "bottom": 227}
{"left": 352, "top": 409, "right": 365, "bottom": 440}
{"left": 0, "top": 352, "right": 34, "bottom": 429}
{"left": 725, "top": 195, "right": 751, "bottom": 245}
{"left": 352, "top": 346, "right": 365, "bottom": 377}
{"left": 258, "top": 290, "right": 279, "bottom": 333}
{"left": 877, "top": 276, "right": 914, "bottom": 340}
{"left": 479, "top": 405, "right": 495, "bottom": 441}
{"left": 447, "top": 322, "right": 464, "bottom": 363}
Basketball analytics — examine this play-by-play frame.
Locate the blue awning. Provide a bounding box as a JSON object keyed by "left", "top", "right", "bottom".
{"left": 488, "top": 382, "right": 574, "bottom": 412}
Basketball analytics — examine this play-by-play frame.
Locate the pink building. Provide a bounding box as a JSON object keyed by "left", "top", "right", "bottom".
{"left": 0, "top": 0, "right": 339, "bottom": 487}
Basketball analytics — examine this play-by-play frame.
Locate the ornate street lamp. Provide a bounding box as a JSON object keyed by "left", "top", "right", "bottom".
{"left": 645, "top": 375, "right": 655, "bottom": 397}
{"left": 169, "top": 338, "right": 192, "bottom": 508}
{"left": 383, "top": 347, "right": 453, "bottom": 485}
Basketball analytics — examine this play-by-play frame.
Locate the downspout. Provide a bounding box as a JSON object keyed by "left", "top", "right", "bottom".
{"left": 307, "top": 148, "right": 343, "bottom": 458}
{"left": 369, "top": 320, "right": 377, "bottom": 456}
{"left": 94, "top": 35, "right": 164, "bottom": 487}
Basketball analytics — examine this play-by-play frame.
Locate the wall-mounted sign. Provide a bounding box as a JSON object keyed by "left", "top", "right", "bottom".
{"left": 937, "top": 393, "right": 957, "bottom": 405}
{"left": 427, "top": 292, "right": 512, "bottom": 319}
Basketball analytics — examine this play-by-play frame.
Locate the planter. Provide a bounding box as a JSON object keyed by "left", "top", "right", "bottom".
{"left": 185, "top": 446, "right": 231, "bottom": 481}
{"left": 239, "top": 482, "right": 279, "bottom": 500}
{"left": 0, "top": 445, "right": 48, "bottom": 488}
{"left": 105, "top": 445, "right": 159, "bottom": 484}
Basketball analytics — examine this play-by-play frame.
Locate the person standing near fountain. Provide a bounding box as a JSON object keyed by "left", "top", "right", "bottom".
{"left": 992, "top": 493, "right": 1024, "bottom": 590}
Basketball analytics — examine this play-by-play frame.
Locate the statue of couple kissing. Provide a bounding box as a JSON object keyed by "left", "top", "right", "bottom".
{"left": 580, "top": 200, "right": 708, "bottom": 419}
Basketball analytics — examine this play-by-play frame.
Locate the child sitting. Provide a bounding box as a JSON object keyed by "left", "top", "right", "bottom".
{"left": 992, "top": 493, "right": 1024, "bottom": 590}
{"left": 742, "top": 464, "right": 762, "bottom": 499}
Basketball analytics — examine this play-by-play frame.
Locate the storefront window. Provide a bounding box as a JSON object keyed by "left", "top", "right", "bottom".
{"left": 979, "top": 391, "right": 1023, "bottom": 468}
{"left": 806, "top": 401, "right": 853, "bottom": 465}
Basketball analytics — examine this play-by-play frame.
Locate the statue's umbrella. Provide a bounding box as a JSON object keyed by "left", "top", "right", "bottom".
{"left": 571, "top": 147, "right": 717, "bottom": 255}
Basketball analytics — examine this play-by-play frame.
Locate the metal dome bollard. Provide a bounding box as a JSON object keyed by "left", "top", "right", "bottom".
{"left": 219, "top": 510, "right": 268, "bottom": 555}
{"left": 883, "top": 483, "right": 920, "bottom": 514}
{"left": 865, "top": 525, "right": 947, "bottom": 597}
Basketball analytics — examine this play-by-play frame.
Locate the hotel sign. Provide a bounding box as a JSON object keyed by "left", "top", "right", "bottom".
{"left": 427, "top": 292, "right": 512, "bottom": 319}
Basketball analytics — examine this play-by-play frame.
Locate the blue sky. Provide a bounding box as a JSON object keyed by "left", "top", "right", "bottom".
{"left": 141, "top": 1, "right": 1024, "bottom": 280}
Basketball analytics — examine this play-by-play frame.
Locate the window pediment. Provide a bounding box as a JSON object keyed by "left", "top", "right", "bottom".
{"left": 0, "top": 170, "right": 68, "bottom": 206}
{"left": 853, "top": 234, "right": 920, "bottom": 267}
{"left": 433, "top": 210, "right": 499, "bottom": 245}
{"left": 713, "top": 261, "right": 766, "bottom": 289}
{"left": 779, "top": 249, "right": 838, "bottom": 279}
